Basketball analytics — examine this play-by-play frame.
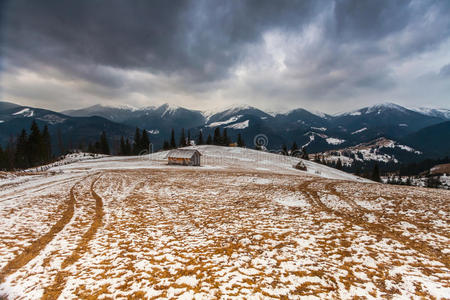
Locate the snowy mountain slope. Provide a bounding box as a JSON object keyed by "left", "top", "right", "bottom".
{"left": 314, "top": 137, "right": 423, "bottom": 166}
{"left": 51, "top": 145, "right": 371, "bottom": 182}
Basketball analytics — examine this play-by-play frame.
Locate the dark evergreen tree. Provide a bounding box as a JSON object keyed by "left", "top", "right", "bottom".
{"left": 125, "top": 139, "right": 132, "bottom": 155}
{"left": 336, "top": 158, "right": 343, "bottom": 170}
{"left": 371, "top": 164, "right": 381, "bottom": 182}
{"left": 222, "top": 128, "right": 230, "bottom": 146}
{"left": 15, "top": 129, "right": 28, "bottom": 169}
{"left": 237, "top": 133, "right": 245, "bottom": 147}
{"left": 179, "top": 128, "right": 186, "bottom": 147}
{"left": 163, "top": 140, "right": 170, "bottom": 150}
{"left": 213, "top": 127, "right": 221, "bottom": 145}
{"left": 141, "top": 129, "right": 150, "bottom": 153}
{"left": 42, "top": 125, "right": 52, "bottom": 161}
{"left": 290, "top": 142, "right": 298, "bottom": 155}
{"left": 187, "top": 130, "right": 191, "bottom": 145}
{"left": 197, "top": 130, "right": 204, "bottom": 145}
{"left": 170, "top": 128, "right": 176, "bottom": 149}
{"left": 206, "top": 134, "right": 213, "bottom": 145}
{"left": 100, "top": 131, "right": 110, "bottom": 155}
{"left": 28, "top": 120, "right": 42, "bottom": 166}
{"left": 133, "top": 128, "right": 141, "bottom": 154}
{"left": 119, "top": 136, "right": 126, "bottom": 156}
{"left": 301, "top": 147, "right": 308, "bottom": 160}
{"left": 281, "top": 144, "right": 288, "bottom": 155}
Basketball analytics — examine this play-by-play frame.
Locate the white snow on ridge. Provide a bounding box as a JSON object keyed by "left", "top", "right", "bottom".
{"left": 311, "top": 127, "right": 327, "bottom": 131}
{"left": 225, "top": 120, "right": 249, "bottom": 129}
{"left": 148, "top": 129, "right": 160, "bottom": 135}
{"left": 0, "top": 120, "right": 4, "bottom": 123}
{"left": 351, "top": 127, "right": 367, "bottom": 135}
{"left": 12, "top": 108, "right": 34, "bottom": 117}
{"left": 207, "top": 115, "right": 242, "bottom": 127}
{"left": 326, "top": 137, "right": 345, "bottom": 145}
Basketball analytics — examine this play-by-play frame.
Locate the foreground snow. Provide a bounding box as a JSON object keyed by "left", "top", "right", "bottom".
{"left": 0, "top": 146, "right": 449, "bottom": 299}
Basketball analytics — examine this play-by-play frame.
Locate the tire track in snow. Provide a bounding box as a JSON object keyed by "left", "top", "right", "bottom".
{"left": 42, "top": 175, "right": 104, "bottom": 300}
{"left": 309, "top": 181, "right": 449, "bottom": 269}
{"left": 0, "top": 177, "right": 77, "bottom": 203}
{"left": 328, "top": 182, "right": 450, "bottom": 240}
{"left": 0, "top": 180, "right": 79, "bottom": 284}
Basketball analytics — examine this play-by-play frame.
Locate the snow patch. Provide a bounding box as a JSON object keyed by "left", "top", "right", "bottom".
{"left": 225, "top": 120, "right": 249, "bottom": 129}
{"left": 351, "top": 128, "right": 367, "bottom": 135}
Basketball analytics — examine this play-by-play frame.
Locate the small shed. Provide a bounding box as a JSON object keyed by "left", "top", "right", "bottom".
{"left": 167, "top": 149, "right": 202, "bottom": 166}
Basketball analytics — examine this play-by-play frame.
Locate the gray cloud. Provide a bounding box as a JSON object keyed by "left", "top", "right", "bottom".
{"left": 1, "top": 0, "right": 449, "bottom": 112}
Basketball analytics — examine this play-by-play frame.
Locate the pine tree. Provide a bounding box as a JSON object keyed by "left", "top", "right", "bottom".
{"left": 290, "top": 142, "right": 298, "bottom": 156}
{"left": 100, "top": 131, "right": 110, "bottom": 155}
{"left": 179, "top": 128, "right": 186, "bottom": 147}
{"left": 119, "top": 136, "right": 126, "bottom": 155}
{"left": 206, "top": 134, "right": 212, "bottom": 145}
{"left": 141, "top": 129, "right": 150, "bottom": 153}
{"left": 223, "top": 128, "right": 230, "bottom": 146}
{"left": 15, "top": 129, "right": 28, "bottom": 169}
{"left": 301, "top": 147, "right": 308, "bottom": 159}
{"left": 197, "top": 130, "right": 204, "bottom": 145}
{"left": 133, "top": 128, "right": 141, "bottom": 154}
{"left": 213, "top": 127, "right": 221, "bottom": 145}
{"left": 282, "top": 144, "right": 288, "bottom": 155}
{"left": 336, "top": 158, "right": 343, "bottom": 170}
{"left": 170, "top": 128, "right": 176, "bottom": 149}
{"left": 187, "top": 130, "right": 191, "bottom": 145}
{"left": 42, "top": 125, "right": 52, "bottom": 162}
{"left": 371, "top": 164, "right": 381, "bottom": 182}
{"left": 163, "top": 140, "right": 170, "bottom": 150}
{"left": 28, "top": 120, "right": 43, "bottom": 166}
{"left": 237, "top": 133, "right": 245, "bottom": 147}
{"left": 0, "top": 145, "right": 6, "bottom": 170}
{"left": 125, "top": 139, "right": 132, "bottom": 155}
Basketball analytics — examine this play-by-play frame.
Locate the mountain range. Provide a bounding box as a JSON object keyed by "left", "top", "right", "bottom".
{"left": 1, "top": 101, "right": 449, "bottom": 162}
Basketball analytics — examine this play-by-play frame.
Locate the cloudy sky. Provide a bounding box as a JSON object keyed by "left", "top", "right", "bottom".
{"left": 1, "top": 0, "right": 449, "bottom": 113}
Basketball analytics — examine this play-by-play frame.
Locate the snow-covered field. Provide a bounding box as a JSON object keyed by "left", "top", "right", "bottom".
{"left": 0, "top": 146, "right": 449, "bottom": 299}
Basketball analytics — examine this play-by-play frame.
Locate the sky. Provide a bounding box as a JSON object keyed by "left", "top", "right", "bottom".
{"left": 1, "top": 0, "right": 449, "bottom": 114}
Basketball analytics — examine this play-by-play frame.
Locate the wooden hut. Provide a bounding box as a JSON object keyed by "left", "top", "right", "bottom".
{"left": 167, "top": 149, "right": 201, "bottom": 166}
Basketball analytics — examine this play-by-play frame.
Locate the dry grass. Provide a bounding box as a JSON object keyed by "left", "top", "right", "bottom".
{"left": 0, "top": 168, "right": 449, "bottom": 299}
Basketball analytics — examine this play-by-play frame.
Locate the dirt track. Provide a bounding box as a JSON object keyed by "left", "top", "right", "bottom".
{"left": 0, "top": 168, "right": 449, "bottom": 299}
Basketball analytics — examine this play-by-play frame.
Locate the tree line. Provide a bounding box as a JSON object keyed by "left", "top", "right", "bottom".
{"left": 160, "top": 127, "right": 245, "bottom": 150}
{"left": 0, "top": 121, "right": 52, "bottom": 170}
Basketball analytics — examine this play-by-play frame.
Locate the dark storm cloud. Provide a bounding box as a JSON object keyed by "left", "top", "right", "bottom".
{"left": 1, "top": 0, "right": 449, "bottom": 111}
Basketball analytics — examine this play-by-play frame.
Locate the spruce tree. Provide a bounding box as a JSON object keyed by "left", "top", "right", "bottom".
{"left": 206, "top": 134, "right": 212, "bottom": 145}
{"left": 179, "top": 128, "right": 186, "bottom": 147}
{"left": 336, "top": 158, "right": 343, "bottom": 170}
{"left": 170, "top": 128, "right": 176, "bottom": 149}
{"left": 100, "top": 131, "right": 110, "bottom": 155}
{"left": 197, "top": 130, "right": 204, "bottom": 145}
{"left": 223, "top": 128, "right": 230, "bottom": 146}
{"left": 125, "top": 139, "right": 132, "bottom": 155}
{"left": 15, "top": 129, "right": 28, "bottom": 168}
{"left": 301, "top": 147, "right": 308, "bottom": 160}
{"left": 133, "top": 128, "right": 141, "bottom": 154}
{"left": 371, "top": 164, "right": 381, "bottom": 182}
{"left": 187, "top": 130, "right": 191, "bottom": 145}
{"left": 42, "top": 125, "right": 52, "bottom": 162}
{"left": 237, "top": 133, "right": 245, "bottom": 147}
{"left": 213, "top": 127, "right": 221, "bottom": 145}
{"left": 28, "top": 121, "right": 42, "bottom": 166}
{"left": 290, "top": 142, "right": 298, "bottom": 155}
{"left": 141, "top": 129, "right": 150, "bottom": 152}
{"left": 119, "top": 136, "right": 126, "bottom": 155}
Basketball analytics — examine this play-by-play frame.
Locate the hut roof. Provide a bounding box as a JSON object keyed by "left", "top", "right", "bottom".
{"left": 167, "top": 149, "right": 202, "bottom": 159}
